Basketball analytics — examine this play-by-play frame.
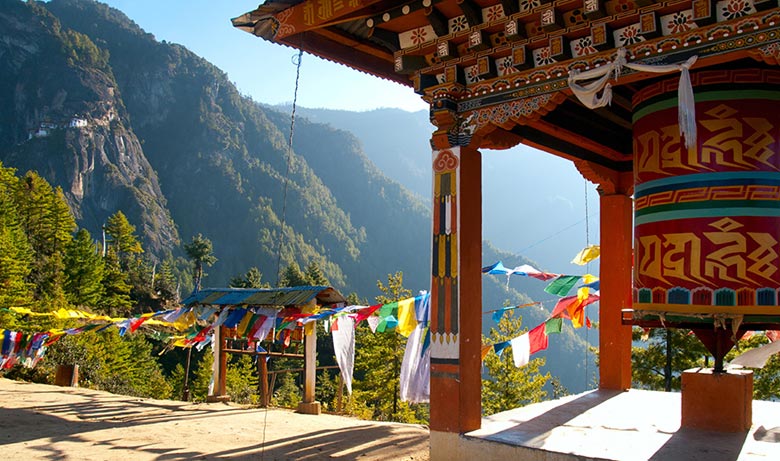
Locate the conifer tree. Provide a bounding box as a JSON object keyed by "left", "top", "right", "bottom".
{"left": 229, "top": 267, "right": 267, "bottom": 288}
{"left": 0, "top": 163, "right": 33, "bottom": 310}
{"left": 104, "top": 211, "right": 143, "bottom": 268}
{"left": 64, "top": 228, "right": 104, "bottom": 307}
{"left": 183, "top": 233, "right": 217, "bottom": 291}
{"left": 13, "top": 172, "right": 75, "bottom": 305}
{"left": 481, "top": 311, "right": 550, "bottom": 416}
{"left": 280, "top": 262, "right": 307, "bottom": 287}
{"left": 99, "top": 247, "right": 133, "bottom": 316}
{"left": 354, "top": 272, "right": 424, "bottom": 423}
{"left": 304, "top": 262, "right": 328, "bottom": 286}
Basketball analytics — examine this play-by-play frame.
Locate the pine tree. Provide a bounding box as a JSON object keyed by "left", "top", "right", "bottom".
{"left": 99, "top": 247, "right": 133, "bottom": 316}
{"left": 64, "top": 228, "right": 104, "bottom": 307}
{"left": 104, "top": 211, "right": 143, "bottom": 267}
{"left": 481, "top": 311, "right": 550, "bottom": 416}
{"left": 304, "top": 262, "right": 328, "bottom": 286}
{"left": 183, "top": 233, "right": 217, "bottom": 291}
{"left": 0, "top": 163, "right": 33, "bottom": 310}
{"left": 280, "top": 263, "right": 307, "bottom": 287}
{"left": 229, "top": 267, "right": 267, "bottom": 288}
{"left": 14, "top": 172, "right": 75, "bottom": 306}
{"left": 354, "top": 272, "right": 424, "bottom": 423}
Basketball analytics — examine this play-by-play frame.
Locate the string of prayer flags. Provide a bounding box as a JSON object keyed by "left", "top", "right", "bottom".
{"left": 482, "top": 261, "right": 559, "bottom": 287}
{"left": 511, "top": 324, "right": 549, "bottom": 368}
{"left": 571, "top": 244, "right": 601, "bottom": 265}
{"left": 487, "top": 302, "right": 541, "bottom": 323}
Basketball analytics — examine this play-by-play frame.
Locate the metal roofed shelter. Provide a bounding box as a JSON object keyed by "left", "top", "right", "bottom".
{"left": 183, "top": 286, "right": 346, "bottom": 413}
{"left": 232, "top": 0, "right": 780, "bottom": 458}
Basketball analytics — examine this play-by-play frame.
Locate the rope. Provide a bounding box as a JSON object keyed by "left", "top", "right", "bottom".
{"left": 265, "top": 49, "right": 304, "bottom": 461}
{"left": 583, "top": 180, "right": 590, "bottom": 389}
{"left": 274, "top": 50, "right": 304, "bottom": 287}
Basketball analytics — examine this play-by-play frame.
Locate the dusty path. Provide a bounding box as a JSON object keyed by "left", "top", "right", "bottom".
{"left": 0, "top": 378, "right": 430, "bottom": 460}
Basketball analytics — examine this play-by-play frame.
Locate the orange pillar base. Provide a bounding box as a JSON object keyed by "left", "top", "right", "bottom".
{"left": 681, "top": 368, "right": 753, "bottom": 432}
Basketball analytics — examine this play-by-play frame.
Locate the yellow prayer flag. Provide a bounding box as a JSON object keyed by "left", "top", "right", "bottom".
{"left": 396, "top": 297, "right": 417, "bottom": 337}
{"left": 571, "top": 245, "right": 600, "bottom": 265}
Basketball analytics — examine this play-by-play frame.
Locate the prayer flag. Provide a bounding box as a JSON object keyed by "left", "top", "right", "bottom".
{"left": 493, "top": 341, "right": 510, "bottom": 358}
{"left": 571, "top": 245, "right": 601, "bottom": 265}
{"left": 511, "top": 324, "right": 548, "bottom": 368}
{"left": 397, "top": 298, "right": 418, "bottom": 337}
{"left": 545, "top": 318, "right": 563, "bottom": 335}
{"left": 480, "top": 345, "right": 492, "bottom": 361}
{"left": 332, "top": 316, "right": 355, "bottom": 394}
{"left": 544, "top": 275, "right": 582, "bottom": 296}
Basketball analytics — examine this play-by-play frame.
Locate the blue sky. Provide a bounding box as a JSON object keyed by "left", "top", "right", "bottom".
{"left": 101, "top": 0, "right": 429, "bottom": 112}
{"left": 98, "top": 0, "right": 600, "bottom": 273}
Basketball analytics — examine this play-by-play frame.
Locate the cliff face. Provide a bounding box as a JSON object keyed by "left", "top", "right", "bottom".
{"left": 0, "top": 0, "right": 178, "bottom": 254}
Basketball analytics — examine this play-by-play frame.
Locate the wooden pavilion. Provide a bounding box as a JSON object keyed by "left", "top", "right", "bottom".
{"left": 182, "top": 286, "right": 346, "bottom": 413}
{"left": 232, "top": 0, "right": 780, "bottom": 459}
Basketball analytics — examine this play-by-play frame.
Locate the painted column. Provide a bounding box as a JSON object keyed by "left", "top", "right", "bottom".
{"left": 633, "top": 68, "right": 780, "bottom": 319}
{"left": 429, "top": 145, "right": 482, "bottom": 434}
{"left": 599, "top": 191, "right": 633, "bottom": 390}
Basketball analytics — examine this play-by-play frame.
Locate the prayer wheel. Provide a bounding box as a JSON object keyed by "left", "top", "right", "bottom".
{"left": 632, "top": 68, "right": 780, "bottom": 367}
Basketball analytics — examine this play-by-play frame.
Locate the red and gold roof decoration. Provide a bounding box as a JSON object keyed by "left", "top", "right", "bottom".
{"left": 233, "top": 1, "right": 780, "bottom": 167}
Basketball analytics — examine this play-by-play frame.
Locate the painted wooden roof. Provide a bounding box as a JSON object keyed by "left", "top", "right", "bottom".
{"left": 233, "top": 1, "right": 780, "bottom": 173}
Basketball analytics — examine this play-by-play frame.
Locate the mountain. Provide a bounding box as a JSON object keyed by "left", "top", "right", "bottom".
{"left": 0, "top": 0, "right": 593, "bottom": 392}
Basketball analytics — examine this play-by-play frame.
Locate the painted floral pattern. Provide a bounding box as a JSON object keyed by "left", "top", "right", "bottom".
{"left": 533, "top": 47, "right": 556, "bottom": 67}
{"left": 720, "top": 0, "right": 755, "bottom": 20}
{"left": 410, "top": 27, "right": 428, "bottom": 45}
{"left": 449, "top": 15, "right": 468, "bottom": 33}
{"left": 484, "top": 5, "right": 505, "bottom": 22}
{"left": 667, "top": 11, "right": 694, "bottom": 33}
{"left": 573, "top": 36, "right": 597, "bottom": 57}
{"left": 615, "top": 24, "right": 644, "bottom": 46}
{"left": 519, "top": 0, "right": 541, "bottom": 13}
{"left": 496, "top": 56, "right": 517, "bottom": 76}
{"left": 465, "top": 65, "right": 483, "bottom": 84}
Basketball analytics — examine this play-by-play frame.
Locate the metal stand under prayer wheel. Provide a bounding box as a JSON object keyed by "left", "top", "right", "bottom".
{"left": 629, "top": 68, "right": 780, "bottom": 433}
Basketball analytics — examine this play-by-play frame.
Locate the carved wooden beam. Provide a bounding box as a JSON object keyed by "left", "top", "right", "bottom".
{"left": 457, "top": 0, "right": 483, "bottom": 27}
{"left": 425, "top": 6, "right": 450, "bottom": 37}
{"left": 369, "top": 27, "right": 400, "bottom": 52}
{"left": 275, "top": 0, "right": 385, "bottom": 40}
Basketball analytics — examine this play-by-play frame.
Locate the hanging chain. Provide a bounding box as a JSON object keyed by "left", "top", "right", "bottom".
{"left": 274, "top": 50, "right": 304, "bottom": 287}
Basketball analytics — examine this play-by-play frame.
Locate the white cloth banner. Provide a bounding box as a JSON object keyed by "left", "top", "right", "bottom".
{"left": 511, "top": 333, "right": 530, "bottom": 368}
{"left": 400, "top": 325, "right": 430, "bottom": 403}
{"left": 568, "top": 48, "right": 698, "bottom": 148}
{"left": 332, "top": 316, "right": 355, "bottom": 394}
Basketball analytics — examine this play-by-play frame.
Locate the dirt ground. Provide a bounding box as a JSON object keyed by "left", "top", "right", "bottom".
{"left": 0, "top": 378, "right": 430, "bottom": 460}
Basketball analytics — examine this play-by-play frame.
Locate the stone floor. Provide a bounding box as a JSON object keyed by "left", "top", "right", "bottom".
{"left": 463, "top": 389, "right": 780, "bottom": 460}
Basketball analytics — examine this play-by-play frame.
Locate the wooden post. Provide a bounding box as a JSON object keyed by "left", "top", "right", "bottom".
{"left": 598, "top": 192, "right": 633, "bottom": 390}
{"left": 336, "top": 374, "right": 344, "bottom": 413}
{"left": 258, "top": 355, "right": 269, "bottom": 407}
{"left": 429, "top": 145, "right": 482, "bottom": 434}
{"left": 296, "top": 327, "right": 321, "bottom": 414}
{"left": 207, "top": 325, "right": 230, "bottom": 402}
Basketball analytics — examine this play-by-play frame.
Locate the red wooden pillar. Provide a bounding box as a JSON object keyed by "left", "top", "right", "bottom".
{"left": 599, "top": 191, "right": 633, "bottom": 390}
{"left": 429, "top": 145, "right": 482, "bottom": 434}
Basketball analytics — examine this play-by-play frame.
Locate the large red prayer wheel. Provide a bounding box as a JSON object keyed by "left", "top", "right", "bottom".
{"left": 633, "top": 68, "right": 780, "bottom": 319}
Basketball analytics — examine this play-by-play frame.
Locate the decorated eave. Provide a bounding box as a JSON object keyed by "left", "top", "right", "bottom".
{"left": 181, "top": 286, "right": 346, "bottom": 309}
{"left": 234, "top": 0, "right": 780, "bottom": 172}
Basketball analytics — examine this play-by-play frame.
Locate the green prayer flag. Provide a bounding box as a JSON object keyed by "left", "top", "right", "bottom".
{"left": 545, "top": 317, "right": 563, "bottom": 335}
{"left": 544, "top": 275, "right": 582, "bottom": 296}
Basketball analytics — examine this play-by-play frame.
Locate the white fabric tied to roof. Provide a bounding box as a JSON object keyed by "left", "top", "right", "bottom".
{"left": 568, "top": 48, "right": 698, "bottom": 149}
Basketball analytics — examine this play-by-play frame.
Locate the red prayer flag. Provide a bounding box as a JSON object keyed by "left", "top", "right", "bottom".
{"left": 528, "top": 323, "right": 549, "bottom": 355}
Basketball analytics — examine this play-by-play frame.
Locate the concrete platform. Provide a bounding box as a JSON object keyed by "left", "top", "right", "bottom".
{"left": 439, "top": 389, "right": 780, "bottom": 460}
